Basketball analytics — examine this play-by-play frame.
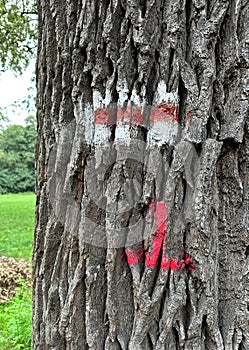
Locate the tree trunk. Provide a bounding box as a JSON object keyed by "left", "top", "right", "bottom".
{"left": 33, "top": 0, "right": 249, "bottom": 349}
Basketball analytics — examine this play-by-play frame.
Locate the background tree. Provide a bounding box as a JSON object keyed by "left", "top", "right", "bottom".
{"left": 0, "top": 0, "right": 37, "bottom": 73}
{"left": 33, "top": 1, "right": 248, "bottom": 349}
{"left": 0, "top": 116, "right": 36, "bottom": 194}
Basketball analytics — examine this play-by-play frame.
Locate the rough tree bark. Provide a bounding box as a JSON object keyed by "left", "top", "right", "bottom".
{"left": 33, "top": 0, "right": 249, "bottom": 349}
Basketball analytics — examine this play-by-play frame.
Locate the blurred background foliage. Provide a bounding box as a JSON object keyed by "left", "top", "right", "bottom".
{"left": 0, "top": 115, "right": 36, "bottom": 194}
{"left": 0, "top": 0, "right": 37, "bottom": 73}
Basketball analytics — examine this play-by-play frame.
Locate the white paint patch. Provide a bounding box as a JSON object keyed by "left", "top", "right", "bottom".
{"left": 153, "top": 80, "right": 178, "bottom": 105}
{"left": 94, "top": 124, "right": 112, "bottom": 145}
{"left": 148, "top": 120, "right": 179, "bottom": 147}
{"left": 92, "top": 90, "right": 103, "bottom": 111}
{"left": 115, "top": 122, "right": 131, "bottom": 143}
{"left": 93, "top": 89, "right": 112, "bottom": 109}
{"left": 104, "top": 88, "right": 112, "bottom": 106}
{"left": 83, "top": 102, "right": 95, "bottom": 145}
{"left": 131, "top": 87, "right": 142, "bottom": 106}
{"left": 74, "top": 98, "right": 95, "bottom": 145}
{"left": 117, "top": 80, "right": 129, "bottom": 106}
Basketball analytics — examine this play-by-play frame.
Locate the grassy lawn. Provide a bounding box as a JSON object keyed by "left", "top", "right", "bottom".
{"left": 0, "top": 192, "right": 35, "bottom": 350}
{"left": 0, "top": 284, "right": 32, "bottom": 350}
{"left": 0, "top": 192, "right": 35, "bottom": 260}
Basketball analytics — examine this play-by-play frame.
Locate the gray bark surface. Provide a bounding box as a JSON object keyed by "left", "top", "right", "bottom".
{"left": 33, "top": 0, "right": 249, "bottom": 349}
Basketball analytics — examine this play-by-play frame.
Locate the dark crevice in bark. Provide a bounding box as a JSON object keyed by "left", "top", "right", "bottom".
{"left": 72, "top": 152, "right": 87, "bottom": 207}
{"left": 238, "top": 340, "right": 245, "bottom": 350}
{"left": 172, "top": 326, "right": 180, "bottom": 349}
{"left": 182, "top": 177, "right": 187, "bottom": 205}
{"left": 201, "top": 314, "right": 208, "bottom": 345}
{"left": 111, "top": 70, "right": 119, "bottom": 103}
{"left": 94, "top": 1, "right": 100, "bottom": 41}
{"left": 222, "top": 139, "right": 240, "bottom": 153}
{"left": 206, "top": 0, "right": 211, "bottom": 20}
{"left": 193, "top": 142, "right": 202, "bottom": 156}
{"left": 147, "top": 333, "right": 154, "bottom": 349}
{"left": 155, "top": 49, "right": 160, "bottom": 66}
{"left": 139, "top": 0, "right": 146, "bottom": 18}
{"left": 158, "top": 286, "right": 167, "bottom": 323}
{"left": 178, "top": 74, "right": 187, "bottom": 126}
{"left": 245, "top": 246, "right": 249, "bottom": 259}
{"left": 137, "top": 125, "right": 148, "bottom": 142}
{"left": 107, "top": 57, "right": 114, "bottom": 77}
{"left": 109, "top": 124, "right": 116, "bottom": 142}
{"left": 215, "top": 109, "right": 222, "bottom": 138}
{"left": 167, "top": 47, "right": 175, "bottom": 91}
{"left": 146, "top": 60, "right": 158, "bottom": 105}
{"left": 206, "top": 115, "right": 214, "bottom": 139}
{"left": 85, "top": 200, "right": 106, "bottom": 228}
{"left": 127, "top": 37, "right": 139, "bottom": 100}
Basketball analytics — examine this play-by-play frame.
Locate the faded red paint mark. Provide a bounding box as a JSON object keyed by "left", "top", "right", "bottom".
{"left": 151, "top": 104, "right": 179, "bottom": 122}
{"left": 180, "top": 251, "right": 195, "bottom": 270}
{"left": 117, "top": 105, "right": 145, "bottom": 126}
{"left": 94, "top": 103, "right": 185, "bottom": 127}
{"left": 186, "top": 110, "right": 192, "bottom": 127}
{"left": 94, "top": 107, "right": 115, "bottom": 125}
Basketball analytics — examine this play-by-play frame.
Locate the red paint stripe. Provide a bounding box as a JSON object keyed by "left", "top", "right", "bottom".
{"left": 117, "top": 105, "right": 144, "bottom": 126}
{"left": 94, "top": 107, "right": 116, "bottom": 125}
{"left": 94, "top": 104, "right": 179, "bottom": 126}
{"left": 145, "top": 231, "right": 164, "bottom": 268}
{"left": 149, "top": 201, "right": 167, "bottom": 229}
{"left": 151, "top": 104, "right": 179, "bottom": 122}
{"left": 180, "top": 251, "right": 195, "bottom": 270}
{"left": 160, "top": 253, "right": 195, "bottom": 271}
{"left": 125, "top": 245, "right": 144, "bottom": 265}
{"left": 186, "top": 110, "right": 192, "bottom": 127}
{"left": 169, "top": 258, "right": 181, "bottom": 270}
{"left": 145, "top": 202, "right": 167, "bottom": 268}
{"left": 125, "top": 200, "right": 195, "bottom": 271}
{"left": 161, "top": 256, "right": 181, "bottom": 270}
{"left": 160, "top": 256, "right": 171, "bottom": 269}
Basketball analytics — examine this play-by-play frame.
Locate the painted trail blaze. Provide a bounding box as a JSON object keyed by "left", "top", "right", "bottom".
{"left": 93, "top": 101, "right": 195, "bottom": 271}
{"left": 145, "top": 201, "right": 167, "bottom": 268}
{"left": 126, "top": 201, "right": 195, "bottom": 271}
{"left": 94, "top": 103, "right": 180, "bottom": 127}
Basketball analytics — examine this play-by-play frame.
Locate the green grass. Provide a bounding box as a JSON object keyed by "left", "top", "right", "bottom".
{"left": 0, "top": 192, "right": 34, "bottom": 349}
{"left": 0, "top": 192, "right": 35, "bottom": 260}
{"left": 0, "top": 282, "right": 32, "bottom": 350}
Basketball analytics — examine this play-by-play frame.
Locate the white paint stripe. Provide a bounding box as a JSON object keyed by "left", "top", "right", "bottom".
{"left": 115, "top": 122, "right": 131, "bottom": 143}
{"left": 153, "top": 80, "right": 179, "bottom": 105}
{"left": 94, "top": 124, "right": 112, "bottom": 145}
{"left": 148, "top": 120, "right": 179, "bottom": 146}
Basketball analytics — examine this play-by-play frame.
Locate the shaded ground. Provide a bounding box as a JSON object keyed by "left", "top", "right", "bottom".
{"left": 0, "top": 256, "right": 31, "bottom": 303}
